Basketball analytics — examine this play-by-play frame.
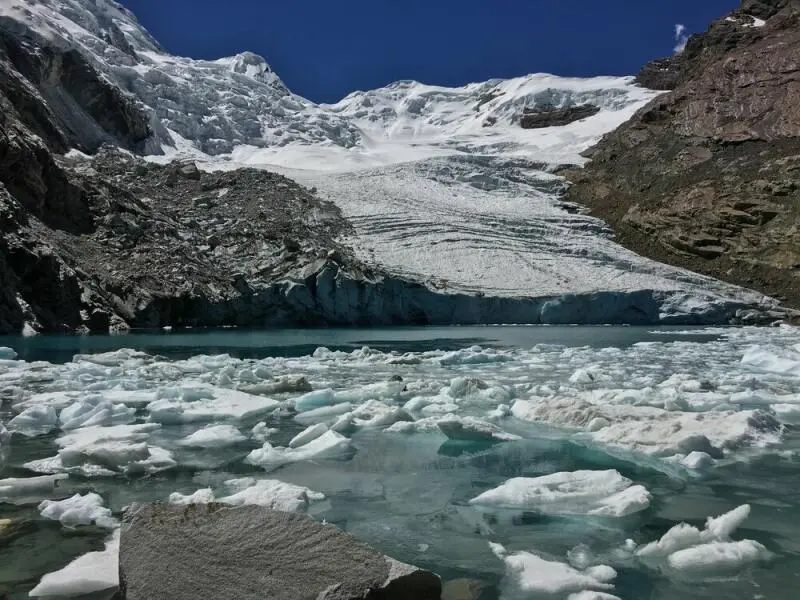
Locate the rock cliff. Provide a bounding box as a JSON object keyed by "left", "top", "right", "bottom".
{"left": 564, "top": 0, "right": 800, "bottom": 308}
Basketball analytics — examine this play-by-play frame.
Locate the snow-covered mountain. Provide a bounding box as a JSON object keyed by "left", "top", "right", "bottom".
{"left": 0, "top": 0, "right": 780, "bottom": 323}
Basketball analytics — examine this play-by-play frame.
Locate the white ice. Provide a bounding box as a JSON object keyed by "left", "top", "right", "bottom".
{"left": 169, "top": 478, "right": 325, "bottom": 513}
{"left": 246, "top": 430, "right": 351, "bottom": 472}
{"left": 0, "top": 474, "right": 68, "bottom": 500}
{"left": 178, "top": 424, "right": 247, "bottom": 448}
{"left": 490, "top": 542, "right": 619, "bottom": 598}
{"left": 29, "top": 529, "right": 120, "bottom": 597}
{"left": 7, "top": 405, "right": 58, "bottom": 437}
{"left": 633, "top": 505, "right": 771, "bottom": 578}
{"left": 39, "top": 493, "right": 118, "bottom": 529}
{"left": 147, "top": 387, "right": 280, "bottom": 424}
{"left": 470, "top": 470, "right": 651, "bottom": 517}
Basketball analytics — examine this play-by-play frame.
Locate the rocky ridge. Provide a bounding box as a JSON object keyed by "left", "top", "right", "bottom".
{"left": 564, "top": 0, "right": 800, "bottom": 309}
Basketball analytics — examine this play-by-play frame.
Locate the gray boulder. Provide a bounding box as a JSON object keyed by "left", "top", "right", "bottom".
{"left": 119, "top": 503, "right": 441, "bottom": 600}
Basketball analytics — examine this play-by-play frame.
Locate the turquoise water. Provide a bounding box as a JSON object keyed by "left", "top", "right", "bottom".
{"left": 1, "top": 326, "right": 799, "bottom": 599}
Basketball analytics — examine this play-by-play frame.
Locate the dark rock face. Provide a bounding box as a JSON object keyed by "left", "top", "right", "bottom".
{"left": 565, "top": 0, "right": 800, "bottom": 308}
{"left": 0, "top": 26, "right": 154, "bottom": 154}
{"left": 119, "top": 503, "right": 441, "bottom": 600}
{"left": 520, "top": 104, "right": 600, "bottom": 129}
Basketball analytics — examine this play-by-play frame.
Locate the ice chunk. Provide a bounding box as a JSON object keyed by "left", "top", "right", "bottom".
{"left": 448, "top": 377, "right": 489, "bottom": 398}
{"left": 293, "top": 388, "right": 338, "bottom": 413}
{"left": 349, "top": 400, "right": 414, "bottom": 429}
{"left": 293, "top": 402, "right": 355, "bottom": 424}
{"left": 0, "top": 422, "right": 9, "bottom": 446}
{"left": 251, "top": 421, "right": 277, "bottom": 442}
{"left": 511, "top": 398, "right": 779, "bottom": 456}
{"left": 39, "top": 493, "right": 118, "bottom": 529}
{"left": 333, "top": 381, "right": 406, "bottom": 403}
{"left": 491, "top": 542, "right": 617, "bottom": 597}
{"left": 29, "top": 529, "right": 119, "bottom": 597}
{"left": 437, "top": 415, "right": 520, "bottom": 443}
{"left": 680, "top": 451, "right": 715, "bottom": 470}
{"left": 147, "top": 387, "right": 279, "bottom": 423}
{"left": 59, "top": 398, "right": 136, "bottom": 430}
{"left": 289, "top": 423, "right": 328, "bottom": 448}
{"left": 0, "top": 347, "right": 17, "bottom": 359}
{"left": 54, "top": 424, "right": 162, "bottom": 474}
{"left": 178, "top": 424, "right": 247, "bottom": 448}
{"left": 168, "top": 479, "right": 324, "bottom": 513}
{"left": 666, "top": 540, "right": 771, "bottom": 576}
{"left": 169, "top": 488, "right": 216, "bottom": 505}
{"left": 246, "top": 430, "right": 352, "bottom": 472}
{"left": 0, "top": 474, "right": 68, "bottom": 499}
{"left": 634, "top": 504, "right": 771, "bottom": 578}
{"left": 7, "top": 405, "right": 58, "bottom": 436}
{"left": 470, "top": 470, "right": 650, "bottom": 517}
{"left": 218, "top": 478, "right": 325, "bottom": 512}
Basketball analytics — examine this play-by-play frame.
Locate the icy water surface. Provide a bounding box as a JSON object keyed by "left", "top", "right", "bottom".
{"left": 1, "top": 325, "right": 800, "bottom": 599}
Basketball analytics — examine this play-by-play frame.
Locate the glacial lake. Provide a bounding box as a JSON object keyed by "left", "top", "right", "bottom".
{"left": 1, "top": 325, "right": 799, "bottom": 599}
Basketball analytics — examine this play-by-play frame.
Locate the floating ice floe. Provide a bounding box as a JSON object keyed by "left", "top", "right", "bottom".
{"left": 490, "top": 542, "right": 620, "bottom": 599}
{"left": 0, "top": 474, "right": 68, "bottom": 500}
{"left": 169, "top": 478, "right": 325, "bottom": 513}
{"left": 0, "top": 347, "right": 17, "bottom": 360}
{"left": 470, "top": 470, "right": 651, "bottom": 517}
{"left": 39, "top": 493, "right": 118, "bottom": 529}
{"left": 631, "top": 504, "right": 772, "bottom": 579}
{"left": 29, "top": 529, "right": 120, "bottom": 597}
{"left": 178, "top": 424, "right": 247, "bottom": 448}
{"left": 7, "top": 405, "right": 58, "bottom": 437}
{"left": 147, "top": 386, "right": 280, "bottom": 424}
{"left": 246, "top": 430, "right": 352, "bottom": 472}
{"left": 511, "top": 398, "right": 781, "bottom": 456}
{"left": 288, "top": 423, "right": 329, "bottom": 448}
{"left": 25, "top": 424, "right": 174, "bottom": 476}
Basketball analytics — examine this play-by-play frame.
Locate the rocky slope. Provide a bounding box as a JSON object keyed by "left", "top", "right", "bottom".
{"left": 564, "top": 0, "right": 800, "bottom": 308}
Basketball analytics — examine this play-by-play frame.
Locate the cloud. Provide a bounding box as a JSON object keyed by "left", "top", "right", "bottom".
{"left": 674, "top": 23, "right": 689, "bottom": 54}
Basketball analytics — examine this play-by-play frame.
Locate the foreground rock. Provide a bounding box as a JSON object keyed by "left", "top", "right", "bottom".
{"left": 119, "top": 503, "right": 441, "bottom": 600}
{"left": 564, "top": 0, "right": 800, "bottom": 310}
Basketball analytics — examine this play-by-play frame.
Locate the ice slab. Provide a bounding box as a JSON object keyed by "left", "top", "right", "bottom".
{"left": 470, "top": 470, "right": 651, "bottom": 517}
{"left": 39, "top": 493, "right": 118, "bottom": 529}
{"left": 7, "top": 405, "right": 58, "bottom": 437}
{"left": 633, "top": 504, "right": 771, "bottom": 578}
{"left": 246, "top": 430, "right": 352, "bottom": 472}
{"left": 490, "top": 542, "right": 618, "bottom": 598}
{"left": 147, "top": 387, "right": 280, "bottom": 424}
{"left": 169, "top": 478, "right": 324, "bottom": 513}
{"left": 29, "top": 529, "right": 120, "bottom": 597}
{"left": 178, "top": 424, "right": 247, "bottom": 448}
{"left": 0, "top": 474, "right": 68, "bottom": 500}
{"left": 59, "top": 398, "right": 136, "bottom": 430}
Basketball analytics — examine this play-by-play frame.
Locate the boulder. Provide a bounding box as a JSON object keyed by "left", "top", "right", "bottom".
{"left": 119, "top": 503, "right": 441, "bottom": 600}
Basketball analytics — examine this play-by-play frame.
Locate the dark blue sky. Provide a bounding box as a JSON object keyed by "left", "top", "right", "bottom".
{"left": 119, "top": 0, "right": 738, "bottom": 103}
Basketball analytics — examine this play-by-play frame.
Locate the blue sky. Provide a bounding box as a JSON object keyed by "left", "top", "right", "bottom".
{"left": 119, "top": 0, "right": 738, "bottom": 103}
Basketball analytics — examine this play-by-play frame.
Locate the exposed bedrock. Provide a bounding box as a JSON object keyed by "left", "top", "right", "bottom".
{"left": 119, "top": 503, "right": 441, "bottom": 600}
{"left": 566, "top": 0, "right": 800, "bottom": 309}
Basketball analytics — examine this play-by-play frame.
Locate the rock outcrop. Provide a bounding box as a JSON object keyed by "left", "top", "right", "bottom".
{"left": 520, "top": 104, "right": 600, "bottom": 129}
{"left": 565, "top": 0, "right": 800, "bottom": 308}
{"left": 119, "top": 503, "right": 441, "bottom": 600}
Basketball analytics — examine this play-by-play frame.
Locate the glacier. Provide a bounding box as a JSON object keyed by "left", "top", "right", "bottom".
{"left": 0, "top": 0, "right": 781, "bottom": 325}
